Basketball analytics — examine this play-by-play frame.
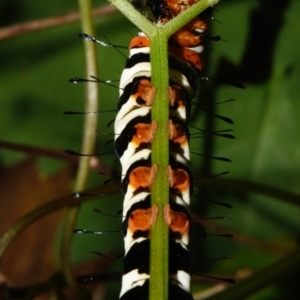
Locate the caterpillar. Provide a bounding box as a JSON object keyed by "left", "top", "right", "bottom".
{"left": 114, "top": 0, "right": 211, "bottom": 299}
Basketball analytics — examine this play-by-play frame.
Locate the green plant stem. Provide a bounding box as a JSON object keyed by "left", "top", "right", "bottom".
{"left": 149, "top": 32, "right": 170, "bottom": 299}
{"left": 60, "top": 0, "right": 98, "bottom": 297}
{"left": 108, "top": 0, "right": 156, "bottom": 35}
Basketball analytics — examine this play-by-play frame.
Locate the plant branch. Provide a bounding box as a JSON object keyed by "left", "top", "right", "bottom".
{"left": 0, "top": 5, "right": 118, "bottom": 40}
{"left": 194, "top": 178, "right": 300, "bottom": 207}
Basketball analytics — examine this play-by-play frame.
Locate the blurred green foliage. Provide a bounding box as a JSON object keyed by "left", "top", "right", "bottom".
{"left": 0, "top": 0, "right": 299, "bottom": 299}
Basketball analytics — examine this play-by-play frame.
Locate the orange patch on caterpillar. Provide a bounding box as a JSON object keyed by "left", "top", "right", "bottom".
{"left": 159, "top": 0, "right": 199, "bottom": 20}
{"left": 170, "top": 18, "right": 208, "bottom": 50}
{"left": 129, "top": 164, "right": 158, "bottom": 190}
{"left": 166, "top": 165, "right": 190, "bottom": 193}
{"left": 134, "top": 79, "right": 156, "bottom": 106}
{"left": 168, "top": 84, "right": 184, "bottom": 108}
{"left": 171, "top": 28, "right": 202, "bottom": 47}
{"left": 128, "top": 204, "right": 158, "bottom": 233}
{"left": 163, "top": 204, "right": 189, "bottom": 235}
{"left": 188, "top": 18, "right": 208, "bottom": 32}
{"left": 129, "top": 36, "right": 150, "bottom": 49}
{"left": 168, "top": 119, "right": 188, "bottom": 146}
{"left": 169, "top": 45, "right": 203, "bottom": 71}
{"left": 133, "top": 121, "right": 157, "bottom": 145}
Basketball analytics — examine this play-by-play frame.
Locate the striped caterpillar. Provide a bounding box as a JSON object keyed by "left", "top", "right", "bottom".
{"left": 115, "top": 0, "right": 210, "bottom": 298}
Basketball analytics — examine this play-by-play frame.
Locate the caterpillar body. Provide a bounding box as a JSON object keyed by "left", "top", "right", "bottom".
{"left": 114, "top": 0, "right": 210, "bottom": 299}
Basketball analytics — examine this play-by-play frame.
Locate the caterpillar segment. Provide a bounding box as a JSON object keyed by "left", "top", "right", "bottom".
{"left": 115, "top": 1, "right": 209, "bottom": 299}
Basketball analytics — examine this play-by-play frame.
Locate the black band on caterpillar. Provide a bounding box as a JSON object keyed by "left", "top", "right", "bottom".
{"left": 115, "top": 1, "right": 210, "bottom": 299}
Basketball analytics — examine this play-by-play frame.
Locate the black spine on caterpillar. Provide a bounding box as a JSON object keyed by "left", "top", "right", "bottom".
{"left": 114, "top": 1, "right": 210, "bottom": 299}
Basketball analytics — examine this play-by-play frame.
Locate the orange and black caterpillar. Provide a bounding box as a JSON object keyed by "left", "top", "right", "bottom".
{"left": 115, "top": 0, "right": 211, "bottom": 298}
